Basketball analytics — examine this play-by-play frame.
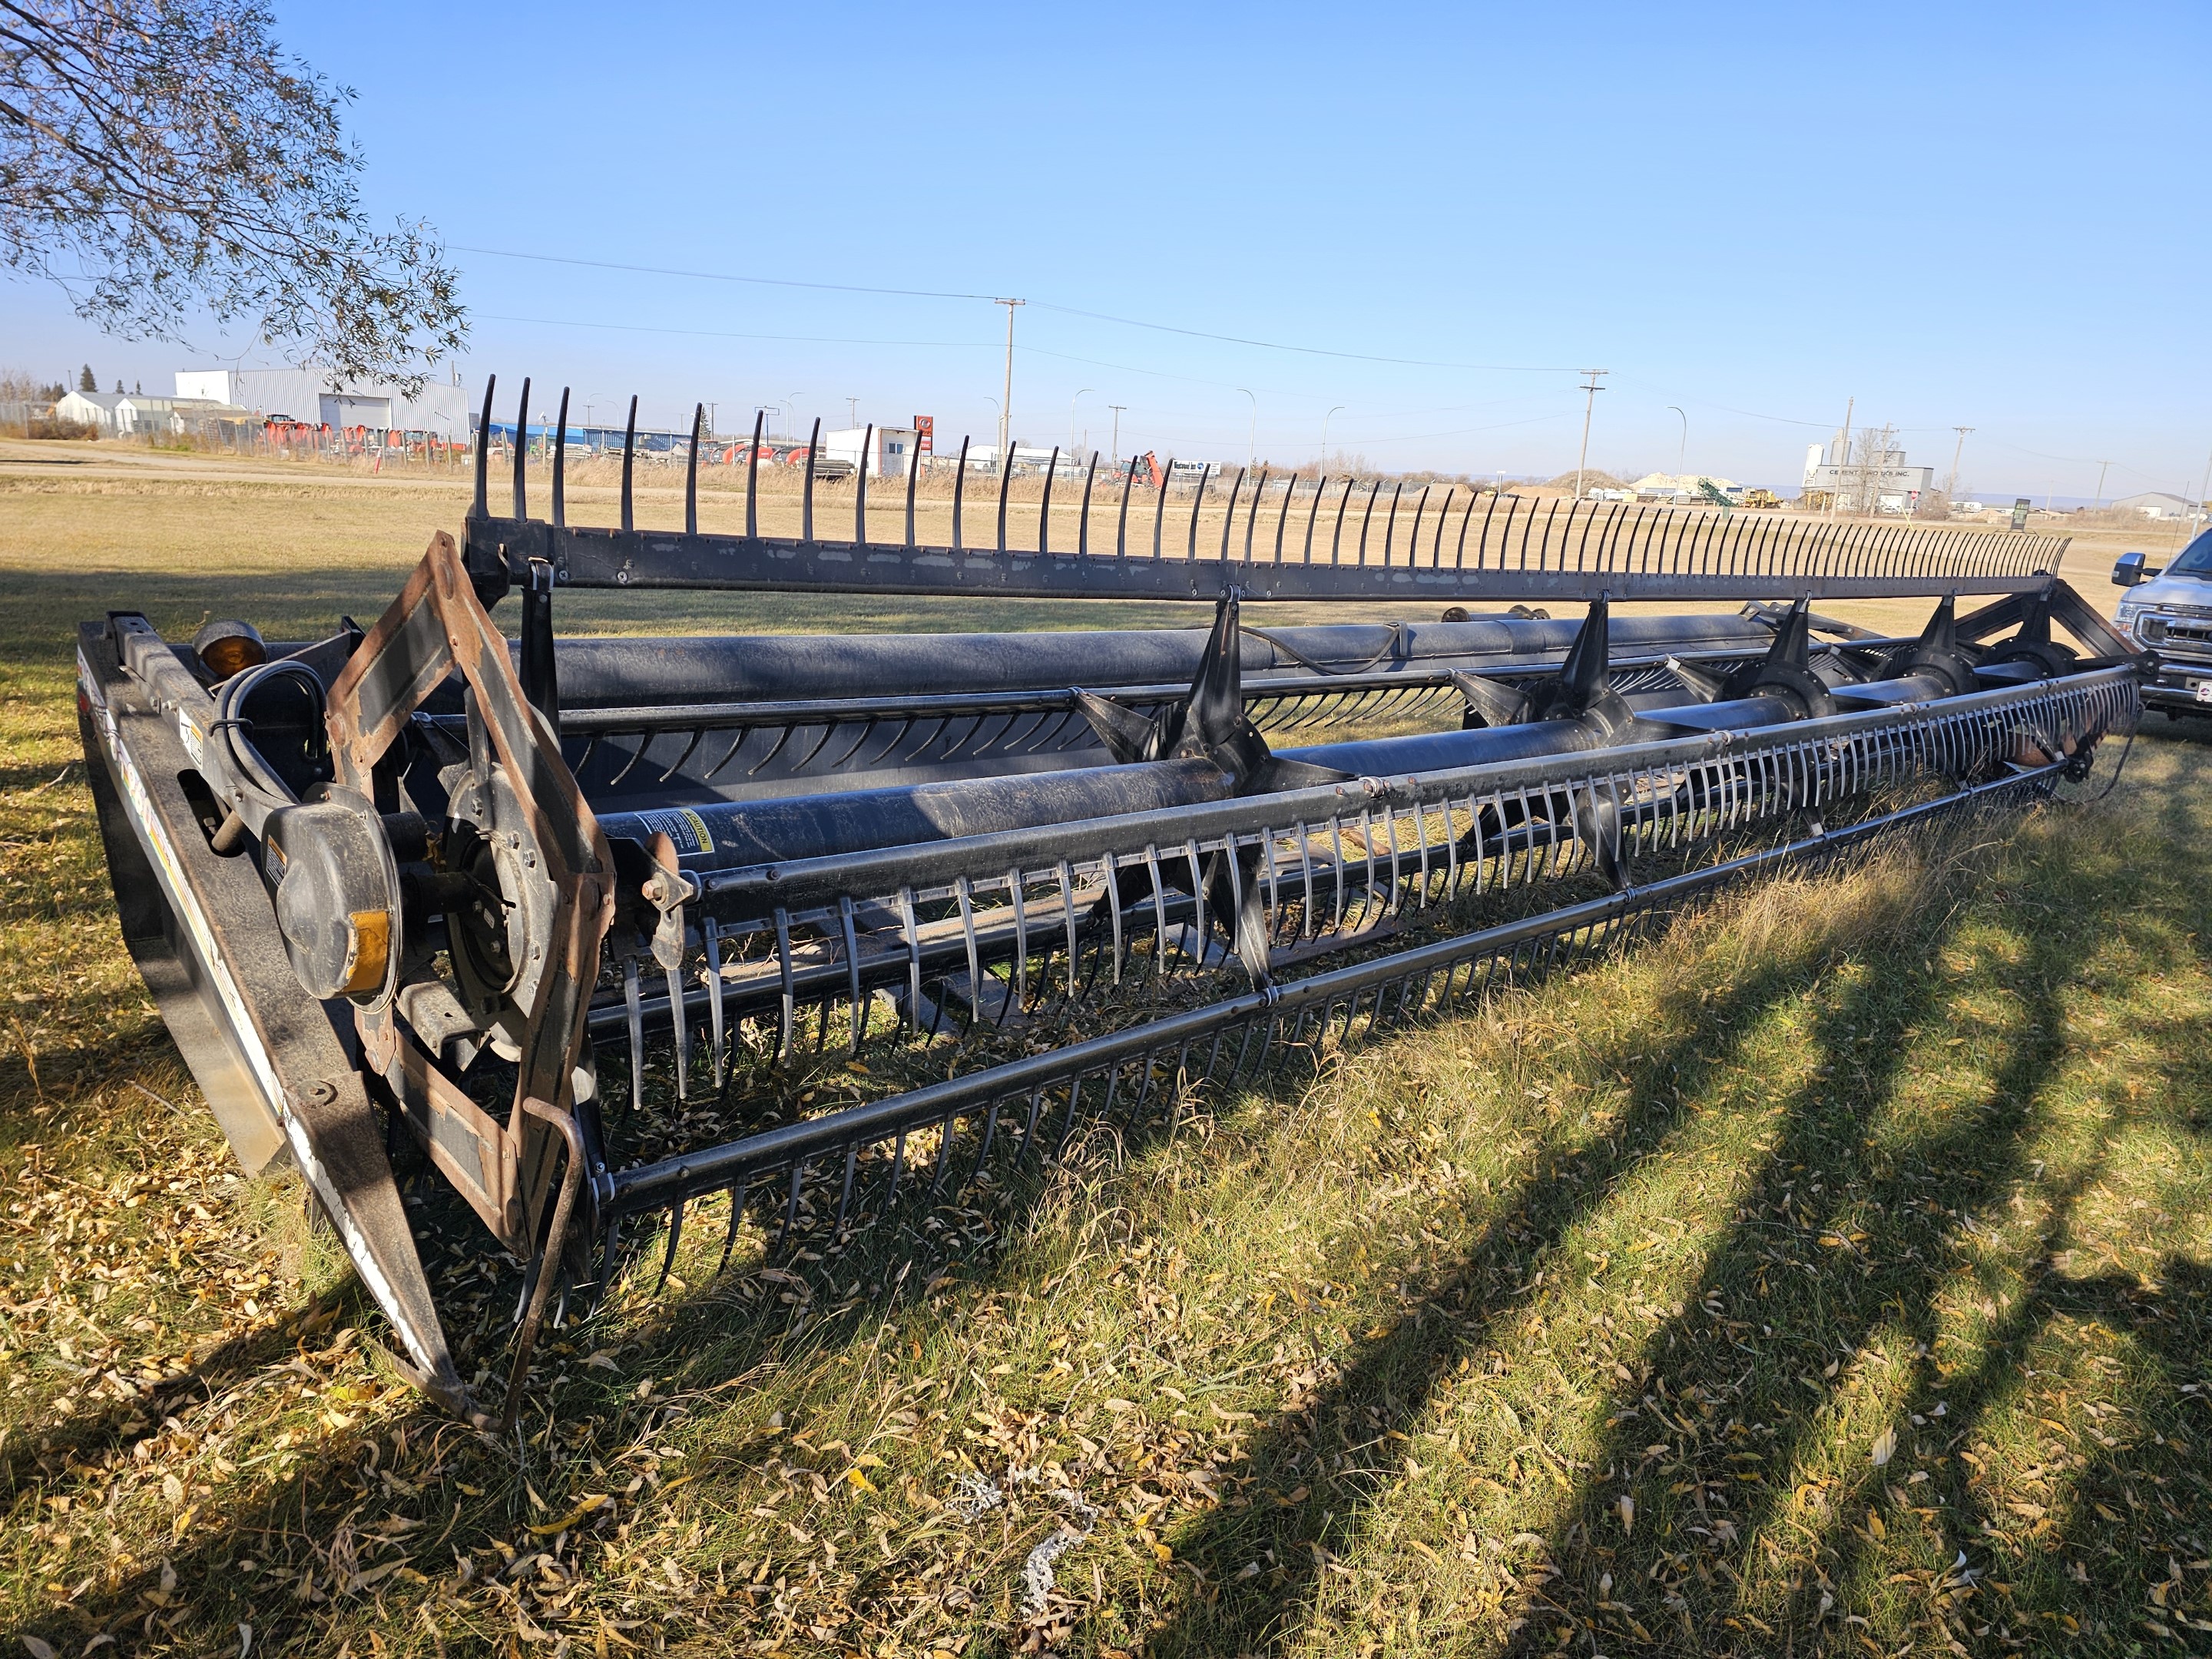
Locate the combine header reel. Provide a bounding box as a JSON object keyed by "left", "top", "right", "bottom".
{"left": 77, "top": 377, "right": 2146, "bottom": 1422}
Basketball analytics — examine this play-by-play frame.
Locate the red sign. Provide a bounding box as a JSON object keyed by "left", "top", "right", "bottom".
{"left": 913, "top": 416, "right": 933, "bottom": 455}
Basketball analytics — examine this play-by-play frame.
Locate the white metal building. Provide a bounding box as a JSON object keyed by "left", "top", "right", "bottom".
{"left": 174, "top": 368, "right": 472, "bottom": 437}
{"left": 822, "top": 426, "right": 922, "bottom": 478}
{"left": 2112, "top": 491, "right": 2197, "bottom": 519}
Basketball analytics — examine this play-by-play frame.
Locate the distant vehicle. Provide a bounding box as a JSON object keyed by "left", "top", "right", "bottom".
{"left": 2114, "top": 529, "right": 2212, "bottom": 717}
{"left": 1743, "top": 488, "right": 1781, "bottom": 509}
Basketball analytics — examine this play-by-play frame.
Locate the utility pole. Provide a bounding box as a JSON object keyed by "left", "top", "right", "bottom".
{"left": 846, "top": 397, "right": 859, "bottom": 429}
{"left": 1945, "top": 426, "right": 1973, "bottom": 502}
{"left": 2092, "top": 459, "right": 2111, "bottom": 512}
{"left": 995, "top": 297, "right": 1025, "bottom": 470}
{"left": 1573, "top": 370, "right": 1608, "bottom": 501}
{"left": 1238, "top": 387, "right": 1257, "bottom": 469}
{"left": 1828, "top": 396, "right": 1853, "bottom": 518}
{"left": 1108, "top": 404, "right": 1125, "bottom": 459}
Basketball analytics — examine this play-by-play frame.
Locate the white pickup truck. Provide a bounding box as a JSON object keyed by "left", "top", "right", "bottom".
{"left": 2114, "top": 530, "right": 2212, "bottom": 718}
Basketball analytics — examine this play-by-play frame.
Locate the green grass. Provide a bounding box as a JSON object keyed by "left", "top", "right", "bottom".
{"left": 1, "top": 461, "right": 2208, "bottom": 1657}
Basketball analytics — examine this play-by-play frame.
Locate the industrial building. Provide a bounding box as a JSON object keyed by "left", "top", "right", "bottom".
{"left": 173, "top": 368, "right": 472, "bottom": 438}
{"left": 1800, "top": 435, "right": 1934, "bottom": 514}
{"left": 2112, "top": 491, "right": 2200, "bottom": 520}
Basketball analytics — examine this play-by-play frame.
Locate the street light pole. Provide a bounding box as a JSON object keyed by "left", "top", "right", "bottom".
{"left": 1069, "top": 388, "right": 1092, "bottom": 461}
{"left": 1321, "top": 405, "right": 1345, "bottom": 471}
{"left": 995, "top": 297, "right": 1025, "bottom": 471}
{"left": 1237, "top": 388, "right": 1256, "bottom": 469}
{"left": 1667, "top": 406, "right": 1687, "bottom": 479}
{"left": 1574, "top": 370, "right": 1608, "bottom": 500}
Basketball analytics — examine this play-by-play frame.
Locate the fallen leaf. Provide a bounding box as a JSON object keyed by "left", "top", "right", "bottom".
{"left": 1871, "top": 1428, "right": 1897, "bottom": 1468}
{"left": 527, "top": 1494, "right": 610, "bottom": 1536}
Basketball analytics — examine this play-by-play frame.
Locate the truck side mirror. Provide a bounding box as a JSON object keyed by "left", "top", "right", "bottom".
{"left": 2112, "top": 551, "right": 2157, "bottom": 587}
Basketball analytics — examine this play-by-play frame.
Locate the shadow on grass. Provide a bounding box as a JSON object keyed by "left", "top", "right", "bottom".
{"left": 1133, "top": 866, "right": 1977, "bottom": 1654}
{"left": 12, "top": 792, "right": 2190, "bottom": 1655}
{"left": 1133, "top": 793, "right": 2204, "bottom": 1657}
{"left": 1501, "top": 793, "right": 2211, "bottom": 1655}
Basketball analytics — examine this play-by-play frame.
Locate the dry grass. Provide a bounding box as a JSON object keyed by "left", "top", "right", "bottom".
{"left": 1, "top": 455, "right": 2207, "bottom": 1657}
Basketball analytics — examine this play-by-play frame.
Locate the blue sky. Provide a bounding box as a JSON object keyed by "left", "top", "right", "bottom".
{"left": 5, "top": 2, "right": 2206, "bottom": 501}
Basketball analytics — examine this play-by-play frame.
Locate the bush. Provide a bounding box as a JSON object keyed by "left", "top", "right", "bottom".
{"left": 25, "top": 417, "right": 97, "bottom": 440}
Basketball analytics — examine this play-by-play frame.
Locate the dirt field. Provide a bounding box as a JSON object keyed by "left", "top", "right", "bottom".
{"left": 2, "top": 444, "right": 2208, "bottom": 1657}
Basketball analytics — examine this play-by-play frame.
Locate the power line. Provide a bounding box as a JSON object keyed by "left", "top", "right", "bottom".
{"left": 456, "top": 242, "right": 1578, "bottom": 375}
{"left": 478, "top": 313, "right": 992, "bottom": 350}
{"left": 456, "top": 244, "right": 995, "bottom": 303}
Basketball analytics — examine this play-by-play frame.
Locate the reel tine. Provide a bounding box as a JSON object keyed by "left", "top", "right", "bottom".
{"left": 1186, "top": 462, "right": 1211, "bottom": 558}
{"left": 621, "top": 955, "right": 645, "bottom": 1125}
{"left": 472, "top": 373, "right": 495, "bottom": 517}
{"left": 803, "top": 417, "right": 820, "bottom": 542}
{"left": 1184, "top": 839, "right": 1207, "bottom": 963}
{"left": 899, "top": 886, "right": 922, "bottom": 1035}
{"left": 1058, "top": 1072, "right": 1089, "bottom": 1155}
{"left": 667, "top": 954, "right": 690, "bottom": 1100}
{"left": 747, "top": 409, "right": 763, "bottom": 538}
{"left": 1107, "top": 853, "right": 1126, "bottom": 985}
{"left": 1040, "top": 445, "right": 1058, "bottom": 553}
{"left": 1115, "top": 455, "right": 1136, "bottom": 558}
{"left": 834, "top": 1141, "right": 859, "bottom": 1235}
{"left": 856, "top": 423, "right": 873, "bottom": 542}
{"left": 904, "top": 429, "right": 920, "bottom": 548}
{"left": 952, "top": 435, "right": 969, "bottom": 548}
{"left": 840, "top": 896, "right": 865, "bottom": 1051}
{"left": 1015, "top": 1085, "right": 1045, "bottom": 1164}
{"left": 686, "top": 403, "right": 704, "bottom": 535}
{"left": 1144, "top": 845, "right": 1170, "bottom": 977}
{"left": 654, "top": 1198, "right": 686, "bottom": 1294}
{"left": 652, "top": 725, "right": 706, "bottom": 785}
{"left": 1153, "top": 457, "right": 1173, "bottom": 558}
{"left": 1006, "top": 871, "right": 1029, "bottom": 1022}
{"left": 717, "top": 1181, "right": 747, "bottom": 1275}
{"left": 955, "top": 876, "right": 982, "bottom": 1032}
{"left": 703, "top": 916, "right": 727, "bottom": 1092}
{"left": 1055, "top": 861, "right": 1079, "bottom": 1005}
{"left": 1079, "top": 450, "right": 1098, "bottom": 556}
{"left": 886, "top": 1128, "right": 909, "bottom": 1208}
{"left": 620, "top": 396, "right": 637, "bottom": 531}
{"left": 928, "top": 1109, "right": 956, "bottom": 1194}
{"left": 512, "top": 377, "right": 530, "bottom": 520}
{"left": 776, "top": 1163, "right": 805, "bottom": 1254}
{"left": 971, "top": 1099, "right": 1002, "bottom": 1184}
{"left": 552, "top": 386, "right": 569, "bottom": 528}
{"left": 773, "top": 908, "right": 796, "bottom": 1062}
